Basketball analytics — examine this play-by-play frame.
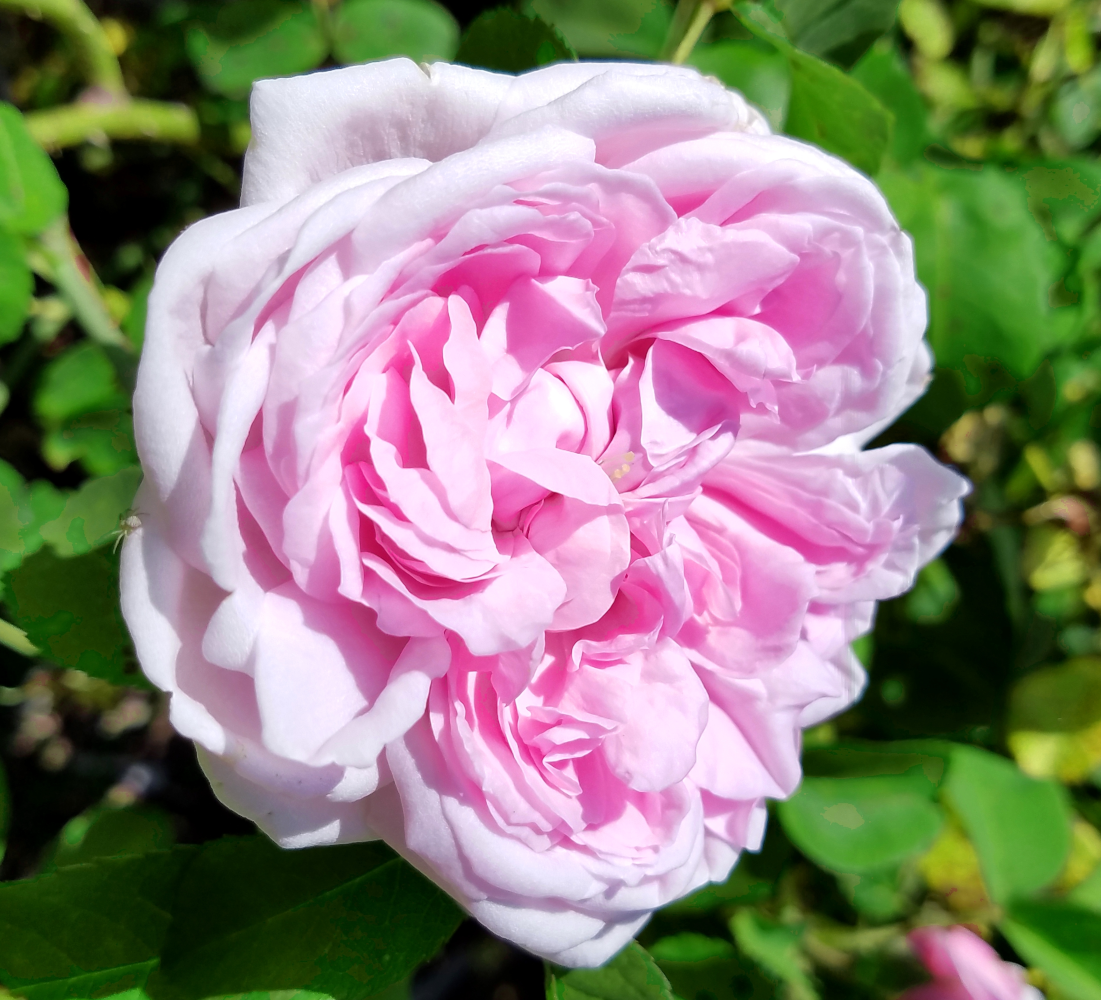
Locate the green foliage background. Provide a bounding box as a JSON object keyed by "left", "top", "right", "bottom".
{"left": 1, "top": 0, "right": 1101, "bottom": 996}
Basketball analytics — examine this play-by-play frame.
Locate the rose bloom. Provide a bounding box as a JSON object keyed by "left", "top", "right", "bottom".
{"left": 902, "top": 927, "right": 1043, "bottom": 1000}
{"left": 120, "top": 58, "right": 968, "bottom": 965}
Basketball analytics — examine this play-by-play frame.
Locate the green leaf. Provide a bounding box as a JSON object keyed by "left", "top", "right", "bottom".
{"left": 834, "top": 866, "right": 911, "bottom": 922}
{"left": 661, "top": 858, "right": 775, "bottom": 914}
{"left": 5, "top": 544, "right": 143, "bottom": 688}
{"left": 905, "top": 558, "right": 960, "bottom": 623}
{"left": 648, "top": 934, "right": 736, "bottom": 963}
{"left": 774, "top": 0, "right": 900, "bottom": 67}
{"left": 456, "top": 9, "right": 577, "bottom": 73}
{"left": 647, "top": 934, "right": 752, "bottom": 1000}
{"left": 1022, "top": 159, "right": 1101, "bottom": 246}
{"left": 735, "top": 11, "right": 892, "bottom": 175}
{"left": 186, "top": 0, "right": 328, "bottom": 98}
{"left": 0, "top": 461, "right": 66, "bottom": 572}
{"left": 46, "top": 805, "right": 177, "bottom": 870}
{"left": 152, "top": 837, "right": 463, "bottom": 1000}
{"left": 1001, "top": 900, "right": 1101, "bottom": 1000}
{"left": 688, "top": 39, "right": 792, "bottom": 131}
{"left": 1069, "top": 864, "right": 1101, "bottom": 914}
{"left": 850, "top": 38, "right": 935, "bottom": 164}
{"left": 547, "top": 941, "right": 674, "bottom": 1000}
{"left": 122, "top": 271, "right": 154, "bottom": 351}
{"left": 38, "top": 467, "right": 142, "bottom": 557}
{"left": 42, "top": 410, "right": 138, "bottom": 478}
{"left": 524, "top": 0, "right": 673, "bottom": 58}
{"left": 0, "top": 103, "right": 67, "bottom": 236}
{"left": 0, "top": 840, "right": 461, "bottom": 1000}
{"left": 33, "top": 343, "right": 136, "bottom": 475}
{"left": 729, "top": 910, "right": 817, "bottom": 1000}
{"left": 879, "top": 164, "right": 1073, "bottom": 379}
{"left": 941, "top": 745, "right": 1072, "bottom": 903}
{"left": 801, "top": 740, "right": 952, "bottom": 781}
{"left": 34, "top": 342, "right": 128, "bottom": 426}
{"left": 0, "top": 459, "right": 28, "bottom": 571}
{"left": 777, "top": 771, "right": 943, "bottom": 873}
{"left": 783, "top": 46, "right": 892, "bottom": 175}
{"left": 0, "top": 225, "right": 32, "bottom": 346}
{"left": 0, "top": 849, "right": 197, "bottom": 1000}
{"left": 331, "top": 0, "right": 460, "bottom": 64}
{"left": 1009, "top": 656, "right": 1101, "bottom": 733}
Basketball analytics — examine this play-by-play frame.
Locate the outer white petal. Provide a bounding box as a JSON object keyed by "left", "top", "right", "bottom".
{"left": 471, "top": 899, "right": 649, "bottom": 968}
{"left": 243, "top": 59, "right": 768, "bottom": 208}
{"left": 119, "top": 485, "right": 188, "bottom": 693}
{"left": 198, "top": 746, "right": 377, "bottom": 848}
{"left": 243, "top": 60, "right": 513, "bottom": 205}
{"left": 487, "top": 64, "right": 768, "bottom": 166}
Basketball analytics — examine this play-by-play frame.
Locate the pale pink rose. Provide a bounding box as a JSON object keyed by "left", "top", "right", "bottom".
{"left": 903, "top": 927, "right": 1044, "bottom": 1000}
{"left": 120, "top": 58, "right": 968, "bottom": 965}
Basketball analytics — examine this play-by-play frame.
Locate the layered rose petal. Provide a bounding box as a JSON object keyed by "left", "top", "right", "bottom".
{"left": 122, "top": 58, "right": 965, "bottom": 967}
{"left": 902, "top": 928, "right": 1043, "bottom": 1000}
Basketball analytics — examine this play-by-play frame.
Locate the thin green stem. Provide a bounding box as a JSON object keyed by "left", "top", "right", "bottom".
{"left": 660, "top": 0, "right": 730, "bottom": 63}
{"left": 32, "top": 220, "right": 132, "bottom": 353}
{"left": 0, "top": 0, "right": 125, "bottom": 96}
{"left": 311, "top": 0, "right": 335, "bottom": 50}
{"left": 0, "top": 619, "right": 38, "bottom": 658}
{"left": 25, "top": 99, "right": 200, "bottom": 150}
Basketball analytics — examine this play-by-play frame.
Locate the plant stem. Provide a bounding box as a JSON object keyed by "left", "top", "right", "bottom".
{"left": 32, "top": 220, "right": 132, "bottom": 354}
{"left": 0, "top": 0, "right": 125, "bottom": 96}
{"left": 25, "top": 99, "right": 200, "bottom": 150}
{"left": 660, "top": 0, "right": 729, "bottom": 64}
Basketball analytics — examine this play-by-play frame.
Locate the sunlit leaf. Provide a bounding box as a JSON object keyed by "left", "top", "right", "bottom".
{"left": 774, "top": 0, "right": 900, "bottom": 67}
{"left": 649, "top": 934, "right": 736, "bottom": 963}
{"left": 37, "top": 467, "right": 142, "bottom": 557}
{"left": 919, "top": 817, "right": 990, "bottom": 913}
{"left": 879, "top": 164, "right": 1074, "bottom": 379}
{"left": 688, "top": 39, "right": 791, "bottom": 131}
{"left": 850, "top": 38, "right": 935, "bottom": 163}
{"left": 34, "top": 342, "right": 128, "bottom": 426}
{"left": 0, "top": 103, "right": 67, "bottom": 235}
{"left": 331, "top": 0, "right": 460, "bottom": 64}
{"left": 942, "top": 745, "right": 1072, "bottom": 903}
{"left": 547, "top": 942, "right": 674, "bottom": 1000}
{"left": 778, "top": 771, "right": 943, "bottom": 873}
{"left": 1002, "top": 900, "right": 1101, "bottom": 1000}
{"left": 524, "top": 0, "right": 673, "bottom": 58}
{"left": 0, "top": 460, "right": 65, "bottom": 573}
{"left": 736, "top": 11, "right": 892, "bottom": 175}
{"left": 729, "top": 910, "right": 817, "bottom": 1000}
{"left": 122, "top": 271, "right": 154, "bottom": 351}
{"left": 905, "top": 559, "right": 960, "bottom": 623}
{"left": 0, "top": 225, "right": 31, "bottom": 346}
{"left": 186, "top": 0, "right": 328, "bottom": 98}
{"left": 1008, "top": 658, "right": 1101, "bottom": 782}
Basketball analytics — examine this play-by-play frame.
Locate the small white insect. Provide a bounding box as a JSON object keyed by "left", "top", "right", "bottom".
{"left": 112, "top": 509, "right": 144, "bottom": 553}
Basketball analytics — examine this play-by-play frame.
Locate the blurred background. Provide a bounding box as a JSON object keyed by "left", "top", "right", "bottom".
{"left": 2, "top": 0, "right": 1101, "bottom": 997}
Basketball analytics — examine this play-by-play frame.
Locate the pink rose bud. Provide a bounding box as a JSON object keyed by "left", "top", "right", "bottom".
{"left": 120, "top": 59, "right": 968, "bottom": 965}
{"left": 903, "top": 927, "right": 1044, "bottom": 1000}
